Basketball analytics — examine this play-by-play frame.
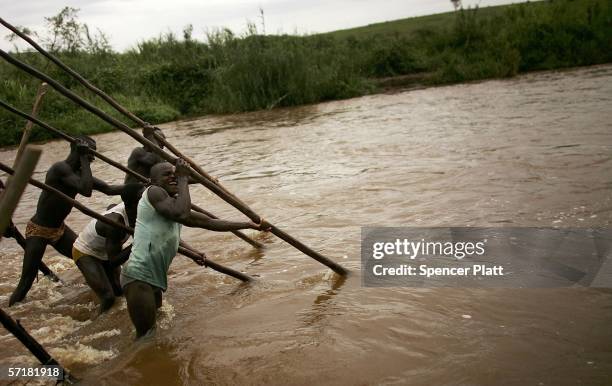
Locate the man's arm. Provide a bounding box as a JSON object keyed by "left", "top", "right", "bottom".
{"left": 95, "top": 214, "right": 127, "bottom": 239}
{"left": 179, "top": 239, "right": 206, "bottom": 266}
{"left": 59, "top": 141, "right": 94, "bottom": 196}
{"left": 92, "top": 177, "right": 124, "bottom": 195}
{"left": 181, "top": 211, "right": 259, "bottom": 232}
{"left": 105, "top": 237, "right": 124, "bottom": 262}
{"left": 111, "top": 245, "right": 132, "bottom": 267}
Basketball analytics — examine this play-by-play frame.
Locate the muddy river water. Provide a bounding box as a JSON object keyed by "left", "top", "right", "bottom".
{"left": 1, "top": 64, "right": 612, "bottom": 385}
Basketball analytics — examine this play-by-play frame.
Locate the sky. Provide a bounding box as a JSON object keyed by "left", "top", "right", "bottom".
{"left": 1, "top": 0, "right": 524, "bottom": 52}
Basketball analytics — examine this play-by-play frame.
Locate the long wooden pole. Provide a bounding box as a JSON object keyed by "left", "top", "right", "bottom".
{"left": 0, "top": 147, "right": 41, "bottom": 237}
{"left": 0, "top": 99, "right": 263, "bottom": 249}
{"left": 8, "top": 85, "right": 59, "bottom": 281}
{"left": 13, "top": 83, "right": 47, "bottom": 165}
{"left": 0, "top": 48, "right": 260, "bottom": 220}
{"left": 152, "top": 133, "right": 220, "bottom": 186}
{"left": 1, "top": 18, "right": 225, "bottom": 192}
{"left": 0, "top": 21, "right": 345, "bottom": 273}
{"left": 0, "top": 49, "right": 349, "bottom": 276}
{"left": 0, "top": 308, "right": 76, "bottom": 383}
{"left": 0, "top": 161, "right": 254, "bottom": 282}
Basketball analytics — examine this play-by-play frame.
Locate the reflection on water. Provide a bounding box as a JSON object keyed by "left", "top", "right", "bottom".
{"left": 1, "top": 64, "right": 612, "bottom": 384}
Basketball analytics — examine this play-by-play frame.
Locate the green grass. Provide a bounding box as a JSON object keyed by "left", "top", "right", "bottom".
{"left": 0, "top": 0, "right": 610, "bottom": 147}
{"left": 327, "top": 4, "right": 512, "bottom": 39}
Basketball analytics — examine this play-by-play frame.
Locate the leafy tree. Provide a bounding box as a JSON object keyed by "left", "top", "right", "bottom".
{"left": 44, "top": 6, "right": 83, "bottom": 52}
{"left": 43, "top": 6, "right": 110, "bottom": 54}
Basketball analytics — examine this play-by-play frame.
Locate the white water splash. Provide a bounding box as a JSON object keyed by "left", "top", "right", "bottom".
{"left": 30, "top": 315, "right": 92, "bottom": 344}
{"left": 50, "top": 343, "right": 117, "bottom": 366}
{"left": 81, "top": 329, "right": 122, "bottom": 343}
{"left": 158, "top": 302, "right": 175, "bottom": 330}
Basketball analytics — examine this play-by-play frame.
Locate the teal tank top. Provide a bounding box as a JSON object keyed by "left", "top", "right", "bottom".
{"left": 122, "top": 187, "right": 182, "bottom": 290}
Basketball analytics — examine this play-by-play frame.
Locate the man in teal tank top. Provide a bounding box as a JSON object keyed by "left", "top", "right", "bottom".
{"left": 122, "top": 159, "right": 267, "bottom": 338}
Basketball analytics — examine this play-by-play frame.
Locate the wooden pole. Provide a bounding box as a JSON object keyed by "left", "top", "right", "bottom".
{"left": 0, "top": 22, "right": 345, "bottom": 273}
{"left": 0, "top": 161, "right": 254, "bottom": 283}
{"left": 0, "top": 47, "right": 348, "bottom": 275}
{"left": 153, "top": 133, "right": 220, "bottom": 187}
{"left": 0, "top": 308, "right": 76, "bottom": 383}
{"left": 0, "top": 99, "right": 263, "bottom": 249}
{"left": 7, "top": 87, "right": 60, "bottom": 281}
{"left": 0, "top": 147, "right": 41, "bottom": 237}
{"left": 1, "top": 18, "right": 223, "bottom": 191}
{"left": 13, "top": 83, "right": 47, "bottom": 165}
{"left": 177, "top": 246, "right": 251, "bottom": 281}
{"left": 0, "top": 17, "right": 146, "bottom": 128}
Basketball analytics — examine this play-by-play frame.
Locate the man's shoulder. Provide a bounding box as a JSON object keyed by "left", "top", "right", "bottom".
{"left": 127, "top": 146, "right": 151, "bottom": 162}
{"left": 96, "top": 212, "right": 126, "bottom": 237}
{"left": 146, "top": 185, "right": 168, "bottom": 203}
{"left": 128, "top": 146, "right": 146, "bottom": 158}
{"left": 46, "top": 161, "right": 71, "bottom": 179}
{"left": 49, "top": 160, "right": 70, "bottom": 171}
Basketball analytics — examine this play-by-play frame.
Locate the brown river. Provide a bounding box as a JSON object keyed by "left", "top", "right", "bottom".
{"left": 1, "top": 64, "right": 612, "bottom": 385}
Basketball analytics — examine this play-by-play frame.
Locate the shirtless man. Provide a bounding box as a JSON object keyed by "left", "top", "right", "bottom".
{"left": 124, "top": 126, "right": 166, "bottom": 184}
{"left": 72, "top": 183, "right": 144, "bottom": 313}
{"left": 121, "top": 160, "right": 269, "bottom": 338}
{"left": 8, "top": 136, "right": 124, "bottom": 306}
{"left": 0, "top": 179, "right": 59, "bottom": 282}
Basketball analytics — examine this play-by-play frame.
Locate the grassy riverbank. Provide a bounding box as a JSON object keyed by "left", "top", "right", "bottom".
{"left": 1, "top": 0, "right": 610, "bottom": 147}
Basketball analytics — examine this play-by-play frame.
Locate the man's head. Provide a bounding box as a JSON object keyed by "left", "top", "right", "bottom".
{"left": 143, "top": 127, "right": 165, "bottom": 150}
{"left": 70, "top": 135, "right": 96, "bottom": 162}
{"left": 121, "top": 183, "right": 146, "bottom": 226}
{"left": 150, "top": 162, "right": 178, "bottom": 195}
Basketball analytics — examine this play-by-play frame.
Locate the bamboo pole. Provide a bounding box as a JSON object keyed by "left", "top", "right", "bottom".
{"left": 14, "top": 83, "right": 47, "bottom": 165}
{"left": 0, "top": 161, "right": 254, "bottom": 283}
{"left": 0, "top": 99, "right": 263, "bottom": 249}
{"left": 0, "top": 47, "right": 348, "bottom": 275}
{"left": 0, "top": 308, "right": 76, "bottom": 383}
